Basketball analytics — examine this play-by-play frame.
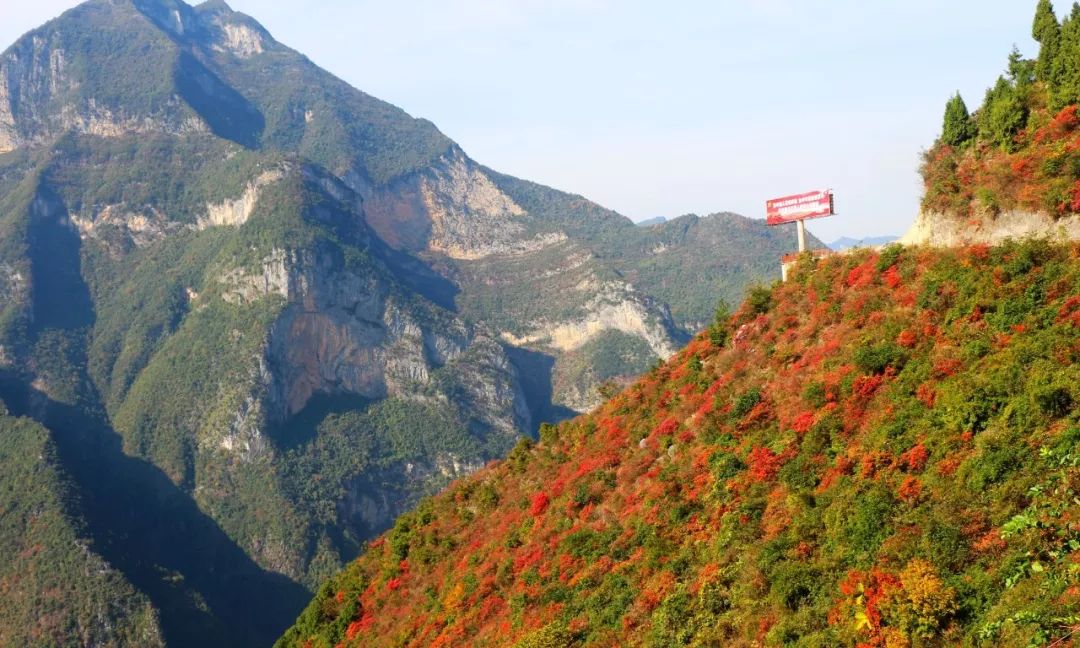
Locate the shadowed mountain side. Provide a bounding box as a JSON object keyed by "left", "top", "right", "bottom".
{"left": 0, "top": 372, "right": 310, "bottom": 646}
{"left": 503, "top": 345, "right": 578, "bottom": 434}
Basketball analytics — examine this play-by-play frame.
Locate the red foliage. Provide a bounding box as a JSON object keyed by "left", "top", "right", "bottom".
{"left": 916, "top": 383, "right": 937, "bottom": 408}
{"left": 933, "top": 358, "right": 963, "bottom": 378}
{"left": 299, "top": 246, "right": 1080, "bottom": 647}
{"left": 575, "top": 454, "right": 617, "bottom": 479}
{"left": 790, "top": 410, "right": 816, "bottom": 435}
{"left": 859, "top": 451, "right": 891, "bottom": 479}
{"left": 882, "top": 265, "right": 902, "bottom": 290}
{"left": 846, "top": 259, "right": 877, "bottom": 289}
{"left": 1059, "top": 295, "right": 1080, "bottom": 326}
{"left": 1010, "top": 155, "right": 1033, "bottom": 177}
{"left": 936, "top": 456, "right": 962, "bottom": 477}
{"left": 1044, "top": 105, "right": 1079, "bottom": 142}
{"left": 513, "top": 547, "right": 544, "bottom": 573}
{"left": 741, "top": 401, "right": 772, "bottom": 427}
{"left": 853, "top": 374, "right": 884, "bottom": 399}
{"left": 1069, "top": 180, "right": 1080, "bottom": 213}
{"left": 973, "top": 530, "right": 1008, "bottom": 555}
{"left": 897, "top": 476, "right": 922, "bottom": 504}
{"left": 529, "top": 493, "right": 550, "bottom": 516}
{"left": 599, "top": 417, "right": 628, "bottom": 445}
{"left": 817, "top": 455, "right": 856, "bottom": 492}
{"left": 651, "top": 417, "right": 680, "bottom": 440}
{"left": 345, "top": 613, "right": 375, "bottom": 640}
{"left": 899, "top": 444, "right": 929, "bottom": 472}
{"left": 794, "top": 542, "right": 814, "bottom": 559}
{"left": 747, "top": 447, "right": 783, "bottom": 481}
{"left": 896, "top": 330, "right": 917, "bottom": 348}
{"left": 836, "top": 569, "right": 901, "bottom": 634}
{"left": 966, "top": 243, "right": 991, "bottom": 261}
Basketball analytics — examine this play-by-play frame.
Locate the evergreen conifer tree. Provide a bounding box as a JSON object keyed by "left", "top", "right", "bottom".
{"left": 1007, "top": 45, "right": 1035, "bottom": 87}
{"left": 1034, "top": 0, "right": 1062, "bottom": 82}
{"left": 979, "top": 77, "right": 1027, "bottom": 150}
{"left": 1051, "top": 3, "right": 1080, "bottom": 108}
{"left": 941, "top": 93, "right": 975, "bottom": 146}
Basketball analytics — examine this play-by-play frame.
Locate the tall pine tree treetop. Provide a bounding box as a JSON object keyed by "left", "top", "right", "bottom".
{"left": 1034, "top": 0, "right": 1062, "bottom": 81}
{"left": 941, "top": 93, "right": 975, "bottom": 147}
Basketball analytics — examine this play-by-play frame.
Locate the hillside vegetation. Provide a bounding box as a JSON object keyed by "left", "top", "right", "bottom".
{"left": 280, "top": 241, "right": 1080, "bottom": 647}
{"left": 922, "top": 1, "right": 1080, "bottom": 218}
{"left": 0, "top": 404, "right": 164, "bottom": 647}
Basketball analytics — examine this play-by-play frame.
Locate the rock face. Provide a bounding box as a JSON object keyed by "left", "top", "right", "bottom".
{"left": 71, "top": 204, "right": 186, "bottom": 248}
{"left": 199, "top": 167, "right": 286, "bottom": 228}
{"left": 418, "top": 149, "right": 528, "bottom": 259}
{"left": 901, "top": 209, "right": 1080, "bottom": 246}
{"left": 217, "top": 22, "right": 265, "bottom": 58}
{"left": 208, "top": 173, "right": 531, "bottom": 464}
{"left": 502, "top": 286, "right": 678, "bottom": 358}
{"left": 361, "top": 147, "right": 529, "bottom": 258}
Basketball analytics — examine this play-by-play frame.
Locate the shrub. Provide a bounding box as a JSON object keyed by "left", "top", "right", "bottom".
{"left": 854, "top": 342, "right": 907, "bottom": 375}
{"left": 747, "top": 286, "right": 773, "bottom": 315}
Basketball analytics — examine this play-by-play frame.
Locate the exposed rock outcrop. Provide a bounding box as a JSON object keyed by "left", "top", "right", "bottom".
{"left": 419, "top": 149, "right": 529, "bottom": 259}
{"left": 214, "top": 242, "right": 528, "bottom": 456}
{"left": 358, "top": 148, "right": 568, "bottom": 260}
{"left": 216, "top": 23, "right": 265, "bottom": 58}
{"left": 219, "top": 248, "right": 293, "bottom": 304}
{"left": 0, "top": 262, "right": 27, "bottom": 310}
{"left": 71, "top": 205, "right": 185, "bottom": 248}
{"left": 501, "top": 283, "right": 679, "bottom": 359}
{"left": 198, "top": 167, "right": 285, "bottom": 229}
{"left": 902, "top": 210, "right": 1080, "bottom": 246}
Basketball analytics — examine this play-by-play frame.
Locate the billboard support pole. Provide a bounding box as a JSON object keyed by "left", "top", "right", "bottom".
{"left": 796, "top": 219, "right": 807, "bottom": 253}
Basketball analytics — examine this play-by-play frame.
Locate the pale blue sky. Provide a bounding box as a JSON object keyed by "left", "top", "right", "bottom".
{"left": 0, "top": 1, "right": 1053, "bottom": 241}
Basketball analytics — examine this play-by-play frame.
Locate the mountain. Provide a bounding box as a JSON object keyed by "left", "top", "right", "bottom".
{"left": 827, "top": 235, "right": 899, "bottom": 251}
{"left": 635, "top": 216, "right": 667, "bottom": 227}
{"left": 0, "top": 0, "right": 809, "bottom": 643}
{"left": 279, "top": 239, "right": 1080, "bottom": 647}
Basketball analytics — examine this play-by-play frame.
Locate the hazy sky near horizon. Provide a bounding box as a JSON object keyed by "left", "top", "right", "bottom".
{"left": 0, "top": 1, "right": 1051, "bottom": 241}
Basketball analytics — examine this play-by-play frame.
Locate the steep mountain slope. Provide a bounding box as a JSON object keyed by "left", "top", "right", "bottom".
{"left": 0, "top": 0, "right": 806, "bottom": 643}
{"left": 280, "top": 241, "right": 1080, "bottom": 647}
{"left": 0, "top": 402, "right": 164, "bottom": 647}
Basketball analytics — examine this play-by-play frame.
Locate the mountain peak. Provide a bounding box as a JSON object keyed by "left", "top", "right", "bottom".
{"left": 197, "top": 0, "right": 234, "bottom": 12}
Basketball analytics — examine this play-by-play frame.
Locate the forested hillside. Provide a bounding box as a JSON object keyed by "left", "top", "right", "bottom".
{"left": 922, "top": 1, "right": 1080, "bottom": 219}
{"left": 0, "top": 404, "right": 164, "bottom": 647}
{"left": 280, "top": 241, "right": 1080, "bottom": 647}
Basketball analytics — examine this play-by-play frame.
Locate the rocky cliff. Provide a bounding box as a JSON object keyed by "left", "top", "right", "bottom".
{"left": 901, "top": 209, "right": 1080, "bottom": 246}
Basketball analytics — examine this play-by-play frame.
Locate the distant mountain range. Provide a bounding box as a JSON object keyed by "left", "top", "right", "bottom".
{"left": 0, "top": 0, "right": 813, "bottom": 644}
{"left": 827, "top": 235, "right": 899, "bottom": 250}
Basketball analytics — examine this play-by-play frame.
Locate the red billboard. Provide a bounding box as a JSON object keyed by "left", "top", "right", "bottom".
{"left": 766, "top": 189, "right": 834, "bottom": 225}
